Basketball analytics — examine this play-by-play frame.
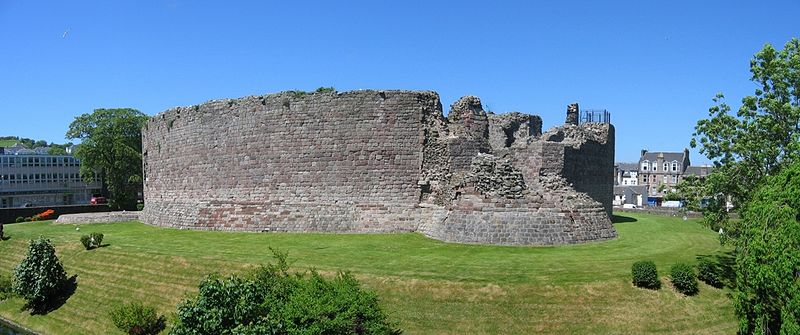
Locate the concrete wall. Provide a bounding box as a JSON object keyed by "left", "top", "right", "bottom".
{"left": 0, "top": 204, "right": 111, "bottom": 224}
{"left": 142, "top": 90, "right": 617, "bottom": 246}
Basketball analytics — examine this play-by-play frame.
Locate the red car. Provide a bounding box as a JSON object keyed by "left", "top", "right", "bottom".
{"left": 90, "top": 195, "right": 108, "bottom": 205}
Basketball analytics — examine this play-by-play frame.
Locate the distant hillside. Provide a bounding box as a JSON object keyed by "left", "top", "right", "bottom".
{"left": 0, "top": 136, "right": 72, "bottom": 154}
{"left": 0, "top": 139, "right": 18, "bottom": 147}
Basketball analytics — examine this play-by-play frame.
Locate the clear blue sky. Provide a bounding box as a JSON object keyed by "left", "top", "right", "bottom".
{"left": 1, "top": 1, "right": 798, "bottom": 163}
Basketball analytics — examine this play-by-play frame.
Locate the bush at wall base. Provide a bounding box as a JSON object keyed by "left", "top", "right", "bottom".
{"left": 632, "top": 260, "right": 661, "bottom": 289}
{"left": 670, "top": 263, "right": 699, "bottom": 295}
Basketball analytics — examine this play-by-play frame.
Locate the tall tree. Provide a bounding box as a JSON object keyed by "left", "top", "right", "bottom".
{"left": 692, "top": 38, "right": 800, "bottom": 334}
{"left": 66, "top": 108, "right": 148, "bottom": 210}
{"left": 691, "top": 38, "right": 800, "bottom": 234}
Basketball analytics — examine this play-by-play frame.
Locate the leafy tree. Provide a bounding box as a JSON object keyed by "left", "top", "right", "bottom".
{"left": 691, "top": 37, "right": 800, "bottom": 334}
{"left": 47, "top": 142, "right": 73, "bottom": 155}
{"left": 171, "top": 250, "right": 401, "bottom": 335}
{"left": 691, "top": 38, "right": 800, "bottom": 235}
{"left": 13, "top": 237, "right": 69, "bottom": 313}
{"left": 662, "top": 175, "right": 706, "bottom": 211}
{"left": 66, "top": 108, "right": 148, "bottom": 210}
{"left": 733, "top": 161, "right": 800, "bottom": 334}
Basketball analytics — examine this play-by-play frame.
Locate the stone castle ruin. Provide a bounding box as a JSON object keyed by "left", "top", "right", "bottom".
{"left": 141, "top": 90, "right": 616, "bottom": 246}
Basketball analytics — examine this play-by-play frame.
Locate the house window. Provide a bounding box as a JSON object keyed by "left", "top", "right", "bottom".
{"left": 672, "top": 161, "right": 678, "bottom": 171}
{"left": 641, "top": 160, "right": 649, "bottom": 171}
{"left": 652, "top": 162, "right": 657, "bottom": 171}
{"left": 663, "top": 175, "right": 668, "bottom": 183}
{"left": 672, "top": 175, "right": 677, "bottom": 183}
{"left": 664, "top": 162, "right": 669, "bottom": 171}
{"left": 651, "top": 175, "right": 656, "bottom": 183}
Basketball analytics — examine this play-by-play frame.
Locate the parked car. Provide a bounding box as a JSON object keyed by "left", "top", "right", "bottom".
{"left": 90, "top": 195, "right": 108, "bottom": 205}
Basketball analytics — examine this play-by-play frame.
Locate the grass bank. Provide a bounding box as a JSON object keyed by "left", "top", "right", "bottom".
{"left": 0, "top": 213, "right": 735, "bottom": 334}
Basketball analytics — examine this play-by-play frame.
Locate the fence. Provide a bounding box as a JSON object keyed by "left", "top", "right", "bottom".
{"left": 580, "top": 109, "right": 611, "bottom": 124}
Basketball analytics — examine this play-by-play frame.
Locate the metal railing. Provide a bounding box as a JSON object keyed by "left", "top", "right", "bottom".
{"left": 580, "top": 109, "right": 611, "bottom": 124}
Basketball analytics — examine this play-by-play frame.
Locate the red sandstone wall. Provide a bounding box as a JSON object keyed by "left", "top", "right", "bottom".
{"left": 142, "top": 90, "right": 438, "bottom": 232}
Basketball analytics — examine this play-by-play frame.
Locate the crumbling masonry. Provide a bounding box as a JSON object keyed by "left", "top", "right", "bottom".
{"left": 141, "top": 90, "right": 616, "bottom": 246}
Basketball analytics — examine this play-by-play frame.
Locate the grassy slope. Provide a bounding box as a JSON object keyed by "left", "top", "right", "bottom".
{"left": 0, "top": 140, "right": 19, "bottom": 147}
{"left": 0, "top": 213, "right": 735, "bottom": 334}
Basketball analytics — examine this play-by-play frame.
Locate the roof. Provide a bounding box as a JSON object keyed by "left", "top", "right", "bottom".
{"left": 640, "top": 151, "right": 684, "bottom": 162}
{"left": 685, "top": 165, "right": 713, "bottom": 176}
{"left": 614, "top": 185, "right": 648, "bottom": 195}
{"left": 615, "top": 162, "right": 638, "bottom": 171}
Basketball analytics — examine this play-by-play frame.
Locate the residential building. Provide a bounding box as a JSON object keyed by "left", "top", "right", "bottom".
{"left": 613, "top": 185, "right": 647, "bottom": 207}
{"left": 636, "top": 149, "right": 715, "bottom": 206}
{"left": 0, "top": 152, "right": 101, "bottom": 208}
{"left": 614, "top": 162, "right": 639, "bottom": 186}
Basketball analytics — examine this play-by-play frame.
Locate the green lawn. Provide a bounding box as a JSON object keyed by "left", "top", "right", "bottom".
{"left": 0, "top": 213, "right": 736, "bottom": 334}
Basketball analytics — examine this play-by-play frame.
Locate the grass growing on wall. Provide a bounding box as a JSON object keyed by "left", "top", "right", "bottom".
{"left": 0, "top": 213, "right": 735, "bottom": 334}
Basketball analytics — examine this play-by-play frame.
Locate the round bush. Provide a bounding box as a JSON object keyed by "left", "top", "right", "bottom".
{"left": 670, "top": 263, "right": 699, "bottom": 295}
{"left": 80, "top": 233, "right": 104, "bottom": 250}
{"left": 110, "top": 302, "right": 165, "bottom": 335}
{"left": 696, "top": 258, "right": 724, "bottom": 288}
{"left": 632, "top": 260, "right": 660, "bottom": 289}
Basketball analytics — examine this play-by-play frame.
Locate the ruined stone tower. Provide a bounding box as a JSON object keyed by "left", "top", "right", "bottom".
{"left": 141, "top": 90, "right": 616, "bottom": 246}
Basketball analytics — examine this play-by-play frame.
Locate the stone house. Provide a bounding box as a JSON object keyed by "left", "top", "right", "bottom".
{"left": 637, "top": 149, "right": 690, "bottom": 200}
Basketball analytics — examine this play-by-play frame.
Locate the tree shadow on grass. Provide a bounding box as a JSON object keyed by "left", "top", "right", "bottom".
{"left": 0, "top": 235, "right": 10, "bottom": 241}
{"left": 28, "top": 275, "right": 78, "bottom": 315}
{"left": 696, "top": 251, "right": 737, "bottom": 288}
{"left": 612, "top": 214, "right": 638, "bottom": 223}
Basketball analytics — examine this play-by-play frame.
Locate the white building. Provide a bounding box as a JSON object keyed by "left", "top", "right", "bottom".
{"left": 0, "top": 153, "right": 102, "bottom": 208}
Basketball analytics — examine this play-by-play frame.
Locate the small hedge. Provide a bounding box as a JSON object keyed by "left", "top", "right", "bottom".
{"left": 110, "top": 302, "right": 166, "bottom": 335}
{"left": 696, "top": 258, "right": 724, "bottom": 288}
{"left": 632, "top": 260, "right": 660, "bottom": 289}
{"left": 80, "top": 233, "right": 104, "bottom": 250}
{"left": 670, "top": 263, "right": 699, "bottom": 295}
{"left": 0, "top": 273, "right": 12, "bottom": 300}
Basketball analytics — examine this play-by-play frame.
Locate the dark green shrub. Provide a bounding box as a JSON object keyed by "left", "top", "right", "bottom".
{"left": 670, "top": 263, "right": 699, "bottom": 295}
{"left": 172, "top": 249, "right": 401, "bottom": 335}
{"left": 15, "top": 216, "right": 25, "bottom": 223}
{"left": 13, "top": 237, "right": 69, "bottom": 312}
{"left": 136, "top": 203, "right": 144, "bottom": 211}
{"left": 632, "top": 260, "right": 660, "bottom": 289}
{"left": 0, "top": 273, "right": 12, "bottom": 300}
{"left": 696, "top": 258, "right": 724, "bottom": 288}
{"left": 110, "top": 302, "right": 166, "bottom": 335}
{"left": 80, "top": 233, "right": 104, "bottom": 250}
{"left": 315, "top": 86, "right": 336, "bottom": 93}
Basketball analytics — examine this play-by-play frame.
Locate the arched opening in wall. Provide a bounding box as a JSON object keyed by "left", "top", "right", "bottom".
{"left": 418, "top": 183, "right": 431, "bottom": 202}
{"left": 503, "top": 124, "right": 520, "bottom": 147}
